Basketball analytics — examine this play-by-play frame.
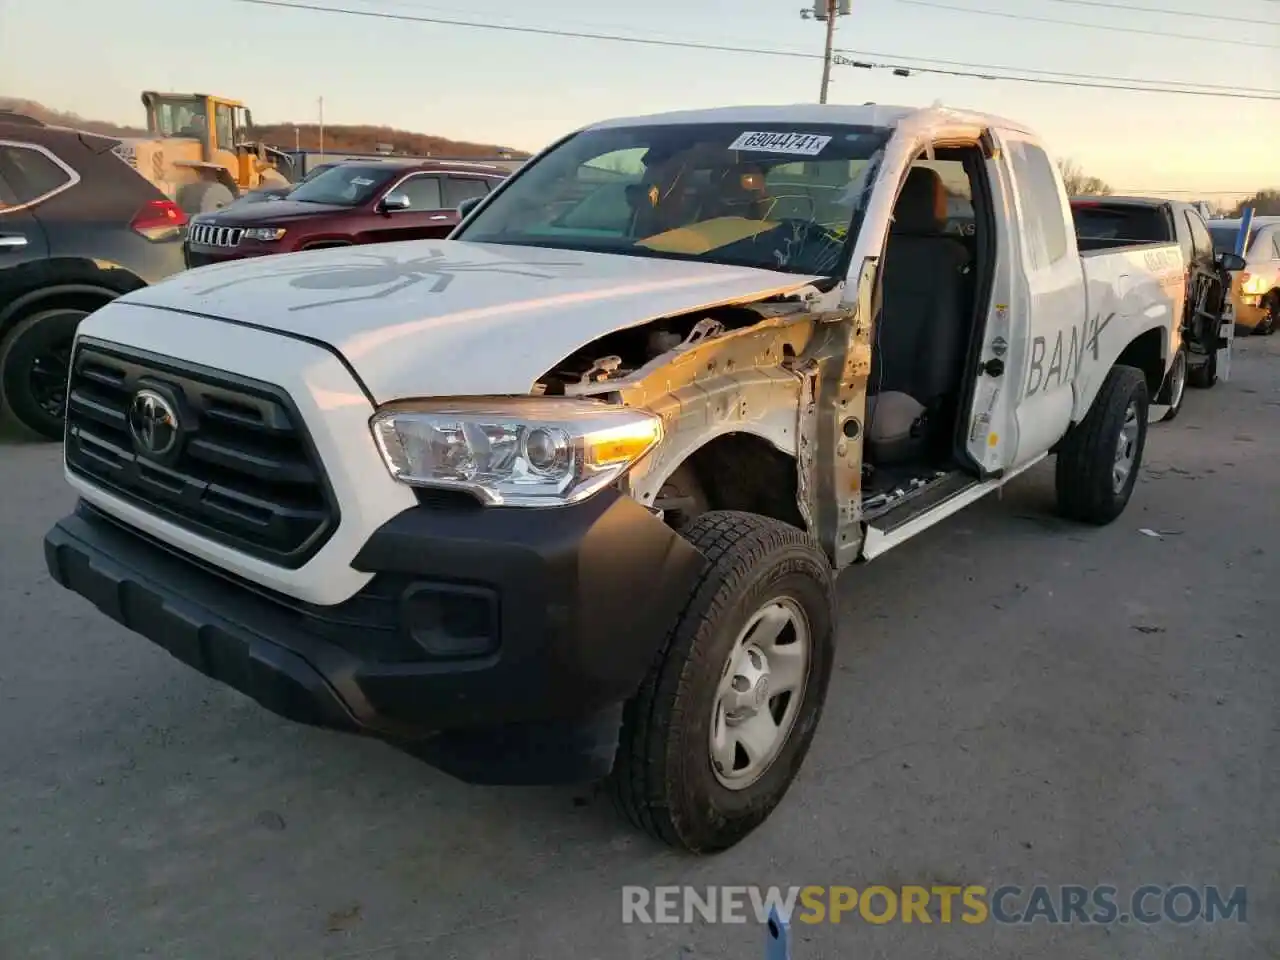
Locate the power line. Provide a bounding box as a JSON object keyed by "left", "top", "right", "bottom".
{"left": 833, "top": 51, "right": 1280, "bottom": 98}
{"left": 833, "top": 48, "right": 1280, "bottom": 96}
{"left": 341, "top": 0, "right": 817, "bottom": 58}
{"left": 897, "top": 0, "right": 1280, "bottom": 49}
{"left": 1031, "top": 0, "right": 1276, "bottom": 24}
{"left": 231, "top": 0, "right": 826, "bottom": 59}
{"left": 226, "top": 0, "right": 1280, "bottom": 100}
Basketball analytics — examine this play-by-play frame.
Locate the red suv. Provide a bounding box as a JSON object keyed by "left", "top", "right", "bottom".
{"left": 182, "top": 159, "right": 509, "bottom": 267}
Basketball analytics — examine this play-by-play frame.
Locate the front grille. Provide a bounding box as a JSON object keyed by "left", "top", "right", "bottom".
{"left": 65, "top": 341, "right": 339, "bottom": 569}
{"left": 188, "top": 223, "right": 244, "bottom": 247}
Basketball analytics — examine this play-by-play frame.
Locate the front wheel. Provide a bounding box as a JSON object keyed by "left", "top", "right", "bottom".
{"left": 610, "top": 511, "right": 836, "bottom": 853}
{"left": 177, "top": 180, "right": 235, "bottom": 214}
{"left": 1054, "top": 365, "right": 1150, "bottom": 525}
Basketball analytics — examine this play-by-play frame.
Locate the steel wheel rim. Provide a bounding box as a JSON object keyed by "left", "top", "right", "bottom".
{"left": 1113, "top": 401, "right": 1140, "bottom": 493}
{"left": 28, "top": 339, "right": 73, "bottom": 420}
{"left": 709, "top": 596, "right": 811, "bottom": 791}
{"left": 1168, "top": 351, "right": 1186, "bottom": 410}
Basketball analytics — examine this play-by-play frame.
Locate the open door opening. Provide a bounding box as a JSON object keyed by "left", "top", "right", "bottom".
{"left": 860, "top": 141, "right": 996, "bottom": 522}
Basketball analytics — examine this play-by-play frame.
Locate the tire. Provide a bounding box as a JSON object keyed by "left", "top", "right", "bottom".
{"left": 1054, "top": 364, "right": 1149, "bottom": 526}
{"left": 0, "top": 307, "right": 90, "bottom": 440}
{"left": 1258, "top": 293, "right": 1280, "bottom": 337}
{"left": 1156, "top": 348, "right": 1187, "bottom": 423}
{"left": 610, "top": 511, "right": 836, "bottom": 854}
{"left": 177, "top": 180, "right": 236, "bottom": 214}
{"left": 1187, "top": 346, "right": 1218, "bottom": 389}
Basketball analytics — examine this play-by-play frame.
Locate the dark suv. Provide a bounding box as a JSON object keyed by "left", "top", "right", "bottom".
{"left": 183, "top": 159, "right": 509, "bottom": 267}
{"left": 0, "top": 112, "right": 187, "bottom": 439}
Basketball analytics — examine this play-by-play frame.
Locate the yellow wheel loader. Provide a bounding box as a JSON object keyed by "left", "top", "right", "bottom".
{"left": 113, "top": 92, "right": 292, "bottom": 214}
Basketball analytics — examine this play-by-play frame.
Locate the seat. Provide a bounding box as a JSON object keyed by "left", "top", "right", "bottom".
{"left": 866, "top": 166, "right": 973, "bottom": 462}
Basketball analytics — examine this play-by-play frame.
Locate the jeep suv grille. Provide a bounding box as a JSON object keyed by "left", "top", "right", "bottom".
{"left": 64, "top": 341, "right": 339, "bottom": 568}
{"left": 188, "top": 223, "right": 244, "bottom": 247}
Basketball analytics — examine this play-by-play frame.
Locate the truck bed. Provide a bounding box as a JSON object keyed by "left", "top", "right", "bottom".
{"left": 1071, "top": 199, "right": 1174, "bottom": 255}
{"left": 1073, "top": 240, "right": 1184, "bottom": 416}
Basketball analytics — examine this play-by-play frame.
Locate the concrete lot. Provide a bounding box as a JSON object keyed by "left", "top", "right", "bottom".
{"left": 0, "top": 340, "right": 1276, "bottom": 960}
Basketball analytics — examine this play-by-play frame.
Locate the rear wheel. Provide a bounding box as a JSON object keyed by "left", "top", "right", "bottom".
{"left": 0, "top": 307, "right": 89, "bottom": 440}
{"left": 1188, "top": 346, "right": 1218, "bottom": 389}
{"left": 610, "top": 511, "right": 836, "bottom": 853}
{"left": 1156, "top": 347, "right": 1187, "bottom": 423}
{"left": 1055, "top": 365, "right": 1149, "bottom": 525}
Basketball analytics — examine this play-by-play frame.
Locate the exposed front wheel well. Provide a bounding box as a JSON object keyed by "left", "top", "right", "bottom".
{"left": 1115, "top": 327, "right": 1167, "bottom": 399}
{"left": 653, "top": 432, "right": 805, "bottom": 532}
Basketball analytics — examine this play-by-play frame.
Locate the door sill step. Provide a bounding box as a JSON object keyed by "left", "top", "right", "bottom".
{"left": 861, "top": 454, "right": 1047, "bottom": 560}
{"left": 861, "top": 469, "right": 973, "bottom": 527}
{"left": 864, "top": 470, "right": 981, "bottom": 537}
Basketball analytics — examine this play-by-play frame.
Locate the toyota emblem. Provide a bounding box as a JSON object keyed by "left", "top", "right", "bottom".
{"left": 128, "top": 389, "right": 180, "bottom": 458}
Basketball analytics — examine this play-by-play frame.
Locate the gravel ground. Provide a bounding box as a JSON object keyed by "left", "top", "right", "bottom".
{"left": 0, "top": 339, "right": 1276, "bottom": 960}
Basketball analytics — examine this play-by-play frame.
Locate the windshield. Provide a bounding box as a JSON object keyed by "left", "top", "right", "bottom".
{"left": 300, "top": 163, "right": 337, "bottom": 183}
{"left": 1209, "top": 224, "right": 1259, "bottom": 256}
{"left": 286, "top": 164, "right": 398, "bottom": 206}
{"left": 149, "top": 97, "right": 206, "bottom": 139}
{"left": 454, "top": 121, "right": 892, "bottom": 276}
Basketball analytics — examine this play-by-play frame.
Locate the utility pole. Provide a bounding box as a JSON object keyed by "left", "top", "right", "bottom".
{"left": 818, "top": 0, "right": 836, "bottom": 104}
{"left": 801, "top": 0, "right": 852, "bottom": 103}
{"left": 318, "top": 96, "right": 325, "bottom": 157}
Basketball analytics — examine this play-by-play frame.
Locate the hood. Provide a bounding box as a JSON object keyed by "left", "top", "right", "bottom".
{"left": 196, "top": 199, "right": 349, "bottom": 225}
{"left": 121, "top": 239, "right": 822, "bottom": 401}
{"left": 231, "top": 187, "right": 295, "bottom": 205}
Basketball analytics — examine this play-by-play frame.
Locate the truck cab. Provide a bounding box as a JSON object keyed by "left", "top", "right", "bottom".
{"left": 44, "top": 104, "right": 1181, "bottom": 855}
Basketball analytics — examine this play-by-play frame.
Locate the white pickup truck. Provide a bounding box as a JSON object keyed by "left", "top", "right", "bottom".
{"left": 44, "top": 104, "right": 1184, "bottom": 854}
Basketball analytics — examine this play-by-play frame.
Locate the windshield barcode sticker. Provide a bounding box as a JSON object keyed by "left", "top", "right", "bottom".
{"left": 728, "top": 131, "right": 832, "bottom": 156}
{"left": 349, "top": 177, "right": 375, "bottom": 186}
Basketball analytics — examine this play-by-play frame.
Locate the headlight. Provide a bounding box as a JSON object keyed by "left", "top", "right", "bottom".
{"left": 243, "top": 227, "right": 287, "bottom": 241}
{"left": 369, "top": 398, "right": 663, "bottom": 506}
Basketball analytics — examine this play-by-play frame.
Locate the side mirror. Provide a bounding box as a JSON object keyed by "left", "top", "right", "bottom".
{"left": 1217, "top": 252, "right": 1247, "bottom": 272}
{"left": 457, "top": 196, "right": 483, "bottom": 218}
{"left": 380, "top": 192, "right": 411, "bottom": 212}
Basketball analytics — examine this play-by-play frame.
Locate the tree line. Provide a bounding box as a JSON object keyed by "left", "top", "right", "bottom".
{"left": 1057, "top": 158, "right": 1278, "bottom": 216}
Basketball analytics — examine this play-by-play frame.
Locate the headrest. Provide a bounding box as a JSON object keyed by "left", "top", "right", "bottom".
{"left": 625, "top": 182, "right": 660, "bottom": 211}
{"left": 892, "top": 167, "right": 949, "bottom": 234}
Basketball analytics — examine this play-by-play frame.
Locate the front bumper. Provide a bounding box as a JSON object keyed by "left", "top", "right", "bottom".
{"left": 182, "top": 242, "right": 274, "bottom": 268}
{"left": 1232, "top": 297, "right": 1265, "bottom": 331}
{"left": 45, "top": 493, "right": 705, "bottom": 783}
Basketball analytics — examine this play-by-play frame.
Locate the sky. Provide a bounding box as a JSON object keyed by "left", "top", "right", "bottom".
{"left": 1, "top": 0, "right": 1276, "bottom": 200}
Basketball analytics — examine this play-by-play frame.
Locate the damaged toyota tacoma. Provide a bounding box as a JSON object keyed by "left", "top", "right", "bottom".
{"left": 44, "top": 105, "right": 1185, "bottom": 853}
